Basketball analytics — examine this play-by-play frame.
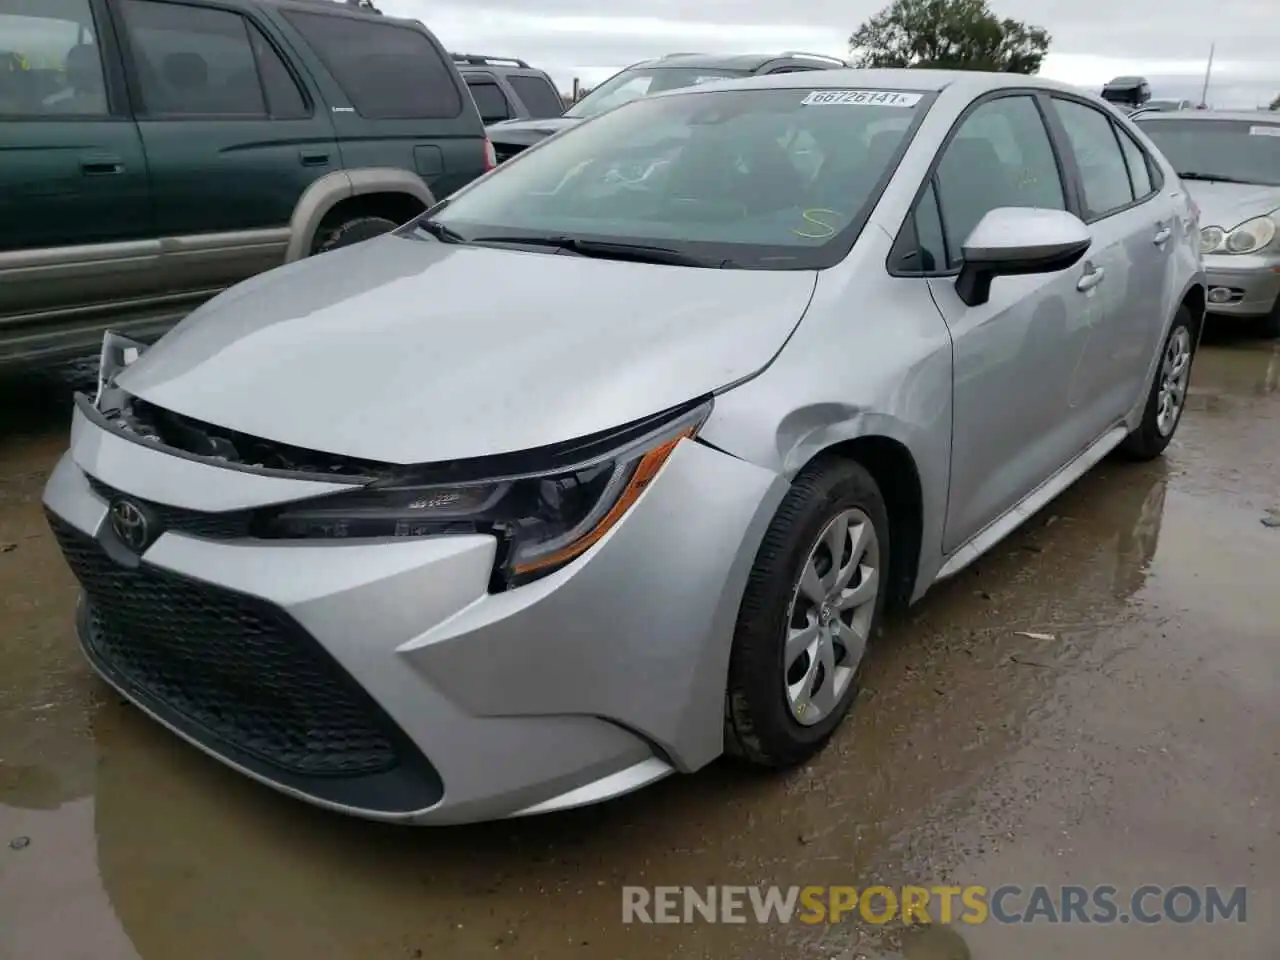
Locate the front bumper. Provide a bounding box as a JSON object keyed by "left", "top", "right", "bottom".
{"left": 1202, "top": 254, "right": 1280, "bottom": 317}
{"left": 43, "top": 401, "right": 785, "bottom": 824}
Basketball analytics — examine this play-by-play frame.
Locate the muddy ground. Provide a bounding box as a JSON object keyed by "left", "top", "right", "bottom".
{"left": 0, "top": 337, "right": 1276, "bottom": 960}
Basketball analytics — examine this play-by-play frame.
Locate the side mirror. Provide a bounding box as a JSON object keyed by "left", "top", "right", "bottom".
{"left": 955, "top": 207, "right": 1092, "bottom": 307}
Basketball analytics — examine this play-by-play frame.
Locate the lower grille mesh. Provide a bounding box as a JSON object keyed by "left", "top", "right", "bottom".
{"left": 48, "top": 512, "right": 400, "bottom": 777}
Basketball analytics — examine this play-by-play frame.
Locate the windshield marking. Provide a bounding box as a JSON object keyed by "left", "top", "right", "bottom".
{"left": 791, "top": 209, "right": 841, "bottom": 239}
{"left": 801, "top": 90, "right": 923, "bottom": 107}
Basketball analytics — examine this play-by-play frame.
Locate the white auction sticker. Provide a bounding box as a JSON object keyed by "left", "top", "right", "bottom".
{"left": 801, "top": 89, "right": 923, "bottom": 107}
{"left": 1248, "top": 125, "right": 1280, "bottom": 137}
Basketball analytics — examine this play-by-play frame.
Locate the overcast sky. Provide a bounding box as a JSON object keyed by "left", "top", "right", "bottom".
{"left": 378, "top": 0, "right": 1278, "bottom": 108}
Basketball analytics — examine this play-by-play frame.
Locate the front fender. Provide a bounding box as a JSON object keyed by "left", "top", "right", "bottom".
{"left": 699, "top": 240, "right": 955, "bottom": 603}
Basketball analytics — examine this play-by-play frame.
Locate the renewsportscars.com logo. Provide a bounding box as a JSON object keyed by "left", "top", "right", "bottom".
{"left": 622, "top": 884, "right": 1248, "bottom": 925}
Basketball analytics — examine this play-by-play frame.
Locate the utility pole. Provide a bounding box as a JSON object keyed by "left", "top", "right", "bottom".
{"left": 1198, "top": 41, "right": 1215, "bottom": 108}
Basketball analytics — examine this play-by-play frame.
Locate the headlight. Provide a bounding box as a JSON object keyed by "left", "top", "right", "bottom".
{"left": 1202, "top": 215, "right": 1277, "bottom": 255}
{"left": 258, "top": 399, "right": 713, "bottom": 588}
{"left": 1199, "top": 226, "right": 1224, "bottom": 254}
{"left": 1223, "top": 215, "right": 1276, "bottom": 254}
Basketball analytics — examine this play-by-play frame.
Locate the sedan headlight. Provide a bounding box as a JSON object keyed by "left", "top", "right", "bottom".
{"left": 258, "top": 399, "right": 712, "bottom": 589}
{"left": 1199, "top": 226, "right": 1224, "bottom": 254}
{"left": 1201, "top": 215, "right": 1277, "bottom": 255}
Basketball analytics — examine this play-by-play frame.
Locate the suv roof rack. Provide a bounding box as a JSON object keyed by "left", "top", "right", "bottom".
{"left": 287, "top": 0, "right": 383, "bottom": 11}
{"left": 659, "top": 52, "right": 706, "bottom": 58}
{"left": 452, "top": 52, "right": 531, "bottom": 68}
{"left": 778, "top": 51, "right": 847, "bottom": 65}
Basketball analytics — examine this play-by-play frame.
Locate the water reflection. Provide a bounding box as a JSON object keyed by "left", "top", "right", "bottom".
{"left": 0, "top": 426, "right": 97, "bottom": 814}
{"left": 83, "top": 459, "right": 1171, "bottom": 960}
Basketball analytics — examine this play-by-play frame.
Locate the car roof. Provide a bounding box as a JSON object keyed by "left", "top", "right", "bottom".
{"left": 624, "top": 52, "right": 846, "bottom": 72}
{"left": 642, "top": 67, "right": 1093, "bottom": 99}
{"left": 1133, "top": 109, "right": 1280, "bottom": 123}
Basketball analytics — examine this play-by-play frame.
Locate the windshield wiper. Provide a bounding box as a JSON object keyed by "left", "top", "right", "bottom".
{"left": 1177, "top": 172, "right": 1255, "bottom": 184}
{"left": 415, "top": 219, "right": 468, "bottom": 243}
{"left": 467, "top": 235, "right": 729, "bottom": 268}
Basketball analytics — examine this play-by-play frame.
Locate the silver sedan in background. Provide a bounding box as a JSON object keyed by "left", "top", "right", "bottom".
{"left": 1135, "top": 109, "right": 1280, "bottom": 337}
{"left": 44, "top": 69, "right": 1203, "bottom": 825}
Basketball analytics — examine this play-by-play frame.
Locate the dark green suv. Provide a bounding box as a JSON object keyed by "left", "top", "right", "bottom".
{"left": 0, "top": 0, "right": 493, "bottom": 366}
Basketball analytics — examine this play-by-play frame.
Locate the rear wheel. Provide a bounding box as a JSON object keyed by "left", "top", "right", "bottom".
{"left": 311, "top": 215, "right": 400, "bottom": 255}
{"left": 1119, "top": 306, "right": 1196, "bottom": 460}
{"left": 724, "top": 458, "right": 889, "bottom": 767}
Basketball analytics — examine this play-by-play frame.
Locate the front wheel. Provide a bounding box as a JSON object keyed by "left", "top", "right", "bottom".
{"left": 1118, "top": 306, "right": 1196, "bottom": 460}
{"left": 724, "top": 458, "right": 890, "bottom": 768}
{"left": 1256, "top": 298, "right": 1280, "bottom": 339}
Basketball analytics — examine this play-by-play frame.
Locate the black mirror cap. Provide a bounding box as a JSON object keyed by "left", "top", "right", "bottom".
{"left": 954, "top": 237, "right": 1092, "bottom": 308}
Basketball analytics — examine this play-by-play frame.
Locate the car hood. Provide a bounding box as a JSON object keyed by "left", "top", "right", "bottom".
{"left": 1184, "top": 180, "right": 1280, "bottom": 230}
{"left": 114, "top": 233, "right": 817, "bottom": 465}
{"left": 486, "top": 116, "right": 581, "bottom": 145}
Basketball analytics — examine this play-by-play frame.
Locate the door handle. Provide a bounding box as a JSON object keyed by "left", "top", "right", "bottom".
{"left": 1153, "top": 225, "right": 1172, "bottom": 245}
{"left": 1076, "top": 264, "right": 1105, "bottom": 292}
{"left": 80, "top": 156, "right": 123, "bottom": 176}
{"left": 299, "top": 149, "right": 330, "bottom": 167}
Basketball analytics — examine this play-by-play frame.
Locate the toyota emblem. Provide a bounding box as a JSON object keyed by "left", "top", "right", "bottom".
{"left": 109, "top": 499, "right": 151, "bottom": 551}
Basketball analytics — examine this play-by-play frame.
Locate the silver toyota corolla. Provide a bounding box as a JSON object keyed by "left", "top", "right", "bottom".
{"left": 44, "top": 69, "right": 1204, "bottom": 825}
{"left": 1134, "top": 109, "right": 1280, "bottom": 337}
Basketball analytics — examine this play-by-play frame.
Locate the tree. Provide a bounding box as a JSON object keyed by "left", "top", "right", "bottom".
{"left": 849, "top": 0, "right": 1051, "bottom": 74}
{"left": 1269, "top": 92, "right": 1280, "bottom": 111}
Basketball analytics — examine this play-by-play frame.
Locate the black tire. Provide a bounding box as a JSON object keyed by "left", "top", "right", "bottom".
{"left": 311, "top": 215, "right": 400, "bottom": 255}
{"left": 1256, "top": 298, "right": 1280, "bottom": 339}
{"left": 724, "top": 457, "right": 890, "bottom": 768}
{"left": 1118, "top": 306, "right": 1196, "bottom": 460}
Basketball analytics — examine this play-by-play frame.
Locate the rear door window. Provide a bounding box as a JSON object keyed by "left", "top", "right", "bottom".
{"left": 465, "top": 77, "right": 510, "bottom": 123}
{"left": 282, "top": 10, "right": 461, "bottom": 119}
{"left": 1115, "top": 125, "right": 1153, "bottom": 198}
{"left": 247, "top": 20, "right": 307, "bottom": 119}
{"left": 119, "top": 0, "right": 266, "bottom": 117}
{"left": 507, "top": 74, "right": 564, "bottom": 118}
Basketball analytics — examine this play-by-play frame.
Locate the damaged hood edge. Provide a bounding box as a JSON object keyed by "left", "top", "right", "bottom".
{"left": 115, "top": 235, "right": 818, "bottom": 466}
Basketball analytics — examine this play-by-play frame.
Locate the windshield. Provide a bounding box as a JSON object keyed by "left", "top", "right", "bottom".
{"left": 1137, "top": 118, "right": 1280, "bottom": 187}
{"left": 424, "top": 86, "right": 929, "bottom": 270}
{"left": 565, "top": 66, "right": 748, "bottom": 119}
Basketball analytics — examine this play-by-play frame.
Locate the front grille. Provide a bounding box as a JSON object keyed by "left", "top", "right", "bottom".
{"left": 48, "top": 512, "right": 400, "bottom": 778}
{"left": 87, "top": 474, "right": 253, "bottom": 540}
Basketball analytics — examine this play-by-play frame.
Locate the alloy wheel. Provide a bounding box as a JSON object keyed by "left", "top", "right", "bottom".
{"left": 784, "top": 507, "right": 880, "bottom": 726}
{"left": 1156, "top": 326, "right": 1192, "bottom": 437}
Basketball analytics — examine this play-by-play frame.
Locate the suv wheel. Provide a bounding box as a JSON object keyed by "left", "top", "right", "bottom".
{"left": 724, "top": 457, "right": 889, "bottom": 768}
{"left": 312, "top": 216, "right": 400, "bottom": 255}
